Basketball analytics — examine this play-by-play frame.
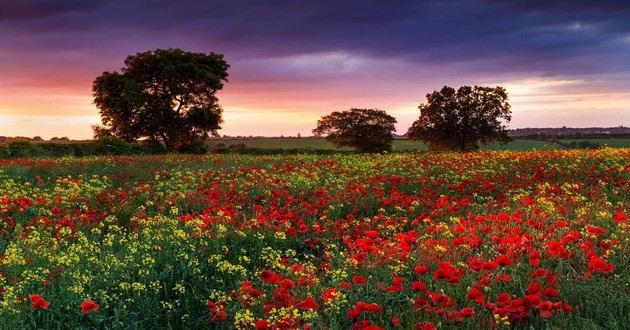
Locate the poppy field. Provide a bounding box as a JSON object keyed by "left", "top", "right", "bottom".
{"left": 1, "top": 150, "right": 629, "bottom": 329}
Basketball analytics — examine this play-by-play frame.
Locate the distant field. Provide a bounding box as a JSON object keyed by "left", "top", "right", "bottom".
{"left": 560, "top": 138, "right": 630, "bottom": 148}
{"left": 208, "top": 138, "right": 558, "bottom": 151}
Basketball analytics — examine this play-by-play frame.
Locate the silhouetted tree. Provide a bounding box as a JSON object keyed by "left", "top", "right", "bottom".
{"left": 313, "top": 108, "right": 397, "bottom": 152}
{"left": 407, "top": 86, "right": 511, "bottom": 151}
{"left": 92, "top": 48, "right": 229, "bottom": 151}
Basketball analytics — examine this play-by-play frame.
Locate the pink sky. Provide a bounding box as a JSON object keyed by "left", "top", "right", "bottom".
{"left": 1, "top": 54, "right": 629, "bottom": 139}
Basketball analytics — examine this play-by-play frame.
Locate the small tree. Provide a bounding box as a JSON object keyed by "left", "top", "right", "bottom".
{"left": 92, "top": 48, "right": 229, "bottom": 151}
{"left": 407, "top": 85, "right": 511, "bottom": 151}
{"left": 313, "top": 108, "right": 397, "bottom": 153}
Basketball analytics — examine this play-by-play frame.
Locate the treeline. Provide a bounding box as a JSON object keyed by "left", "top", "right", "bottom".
{"left": 0, "top": 138, "right": 351, "bottom": 159}
{"left": 0, "top": 138, "right": 167, "bottom": 159}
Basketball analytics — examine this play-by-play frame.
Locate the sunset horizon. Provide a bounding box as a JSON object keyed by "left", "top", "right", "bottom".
{"left": 2, "top": 1, "right": 630, "bottom": 139}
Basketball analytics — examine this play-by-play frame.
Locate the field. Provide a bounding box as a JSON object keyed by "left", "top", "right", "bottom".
{"left": 1, "top": 150, "right": 629, "bottom": 329}
{"left": 208, "top": 138, "right": 558, "bottom": 151}
{"left": 560, "top": 138, "right": 630, "bottom": 148}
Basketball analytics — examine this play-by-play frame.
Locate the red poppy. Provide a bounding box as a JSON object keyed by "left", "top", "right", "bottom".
{"left": 411, "top": 281, "right": 427, "bottom": 292}
{"left": 466, "top": 287, "right": 484, "bottom": 305}
{"left": 539, "top": 300, "right": 554, "bottom": 318}
{"left": 352, "top": 275, "right": 367, "bottom": 285}
{"left": 28, "top": 294, "right": 49, "bottom": 310}
{"left": 386, "top": 276, "right": 404, "bottom": 292}
{"left": 529, "top": 250, "right": 540, "bottom": 266}
{"left": 588, "top": 255, "right": 614, "bottom": 273}
{"left": 260, "top": 270, "right": 279, "bottom": 283}
{"left": 415, "top": 321, "right": 437, "bottom": 330}
{"left": 365, "top": 230, "right": 379, "bottom": 238}
{"left": 391, "top": 314, "right": 400, "bottom": 327}
{"left": 459, "top": 307, "right": 475, "bottom": 317}
{"left": 414, "top": 265, "right": 429, "bottom": 275}
{"left": 613, "top": 211, "right": 627, "bottom": 223}
{"left": 297, "top": 296, "right": 319, "bottom": 310}
{"left": 80, "top": 299, "right": 99, "bottom": 315}
{"left": 322, "top": 288, "right": 338, "bottom": 302}
{"left": 255, "top": 319, "right": 269, "bottom": 329}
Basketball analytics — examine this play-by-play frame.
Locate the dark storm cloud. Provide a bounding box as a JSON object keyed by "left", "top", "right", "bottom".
{"left": 0, "top": 0, "right": 103, "bottom": 21}
{"left": 1, "top": 0, "right": 629, "bottom": 77}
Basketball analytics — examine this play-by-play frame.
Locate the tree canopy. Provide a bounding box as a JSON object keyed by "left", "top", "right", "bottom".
{"left": 407, "top": 85, "right": 511, "bottom": 151}
{"left": 313, "top": 108, "right": 397, "bottom": 153}
{"left": 92, "top": 48, "right": 229, "bottom": 150}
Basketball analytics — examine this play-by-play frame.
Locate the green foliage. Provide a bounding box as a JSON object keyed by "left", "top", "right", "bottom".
{"left": 96, "top": 137, "right": 134, "bottom": 155}
{"left": 408, "top": 85, "right": 512, "bottom": 151}
{"left": 7, "top": 141, "right": 43, "bottom": 158}
{"left": 92, "top": 48, "right": 229, "bottom": 150}
{"left": 313, "top": 108, "right": 397, "bottom": 153}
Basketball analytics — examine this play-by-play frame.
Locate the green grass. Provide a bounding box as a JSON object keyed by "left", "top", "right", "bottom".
{"left": 559, "top": 138, "right": 630, "bottom": 148}
{"left": 208, "top": 138, "right": 558, "bottom": 151}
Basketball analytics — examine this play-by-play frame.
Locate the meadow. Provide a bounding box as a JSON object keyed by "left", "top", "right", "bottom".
{"left": 0, "top": 150, "right": 629, "bottom": 329}
{"left": 208, "top": 137, "right": 630, "bottom": 152}
{"left": 208, "top": 138, "right": 558, "bottom": 151}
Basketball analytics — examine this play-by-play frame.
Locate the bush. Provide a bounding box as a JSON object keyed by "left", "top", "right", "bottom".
{"left": 0, "top": 144, "right": 9, "bottom": 158}
{"left": 96, "top": 137, "right": 133, "bottom": 155}
{"left": 178, "top": 138, "right": 208, "bottom": 154}
{"left": 8, "top": 141, "right": 42, "bottom": 158}
{"left": 38, "top": 143, "right": 76, "bottom": 157}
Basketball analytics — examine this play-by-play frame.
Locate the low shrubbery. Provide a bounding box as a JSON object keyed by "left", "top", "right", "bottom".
{"left": 0, "top": 139, "right": 355, "bottom": 159}
{"left": 0, "top": 138, "right": 168, "bottom": 159}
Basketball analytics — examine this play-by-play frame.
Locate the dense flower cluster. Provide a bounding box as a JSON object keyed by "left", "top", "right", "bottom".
{"left": 0, "top": 150, "right": 629, "bottom": 329}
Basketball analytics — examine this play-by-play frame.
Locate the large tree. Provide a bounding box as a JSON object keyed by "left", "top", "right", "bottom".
{"left": 407, "top": 85, "right": 511, "bottom": 151}
{"left": 313, "top": 108, "right": 397, "bottom": 153}
{"left": 92, "top": 48, "right": 229, "bottom": 150}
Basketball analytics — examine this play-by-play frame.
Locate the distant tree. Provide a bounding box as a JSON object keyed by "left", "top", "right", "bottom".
{"left": 313, "top": 108, "right": 397, "bottom": 152}
{"left": 407, "top": 86, "right": 511, "bottom": 151}
{"left": 92, "top": 48, "right": 229, "bottom": 151}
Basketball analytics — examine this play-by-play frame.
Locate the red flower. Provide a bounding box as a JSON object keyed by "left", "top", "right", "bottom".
{"left": 322, "top": 288, "right": 338, "bottom": 302}
{"left": 260, "top": 270, "right": 279, "bottom": 283}
{"left": 348, "top": 301, "right": 383, "bottom": 319}
{"left": 352, "top": 275, "right": 367, "bottom": 285}
{"left": 529, "top": 250, "right": 540, "bottom": 266}
{"left": 28, "top": 294, "right": 49, "bottom": 310}
{"left": 539, "top": 300, "right": 554, "bottom": 318}
{"left": 466, "top": 287, "right": 484, "bottom": 305}
{"left": 414, "top": 265, "right": 429, "bottom": 275}
{"left": 613, "top": 211, "right": 627, "bottom": 223}
{"left": 527, "top": 282, "right": 543, "bottom": 295}
{"left": 211, "top": 310, "right": 228, "bottom": 322}
{"left": 415, "top": 321, "right": 437, "bottom": 330}
{"left": 391, "top": 314, "right": 400, "bottom": 327}
{"left": 297, "top": 296, "right": 319, "bottom": 310}
{"left": 386, "top": 276, "right": 404, "bottom": 292}
{"left": 411, "top": 281, "right": 427, "bottom": 292}
{"left": 588, "top": 255, "right": 614, "bottom": 274}
{"left": 459, "top": 307, "right": 475, "bottom": 317}
{"left": 80, "top": 299, "right": 99, "bottom": 315}
{"left": 255, "top": 319, "right": 269, "bottom": 329}
{"left": 365, "top": 230, "right": 379, "bottom": 238}
{"left": 279, "top": 279, "right": 295, "bottom": 289}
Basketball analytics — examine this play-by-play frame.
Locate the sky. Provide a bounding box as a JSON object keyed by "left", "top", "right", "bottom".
{"left": 1, "top": 0, "right": 630, "bottom": 139}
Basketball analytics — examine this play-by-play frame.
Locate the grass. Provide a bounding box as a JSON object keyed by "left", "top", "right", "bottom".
{"left": 559, "top": 138, "right": 630, "bottom": 148}
{"left": 208, "top": 138, "right": 559, "bottom": 151}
